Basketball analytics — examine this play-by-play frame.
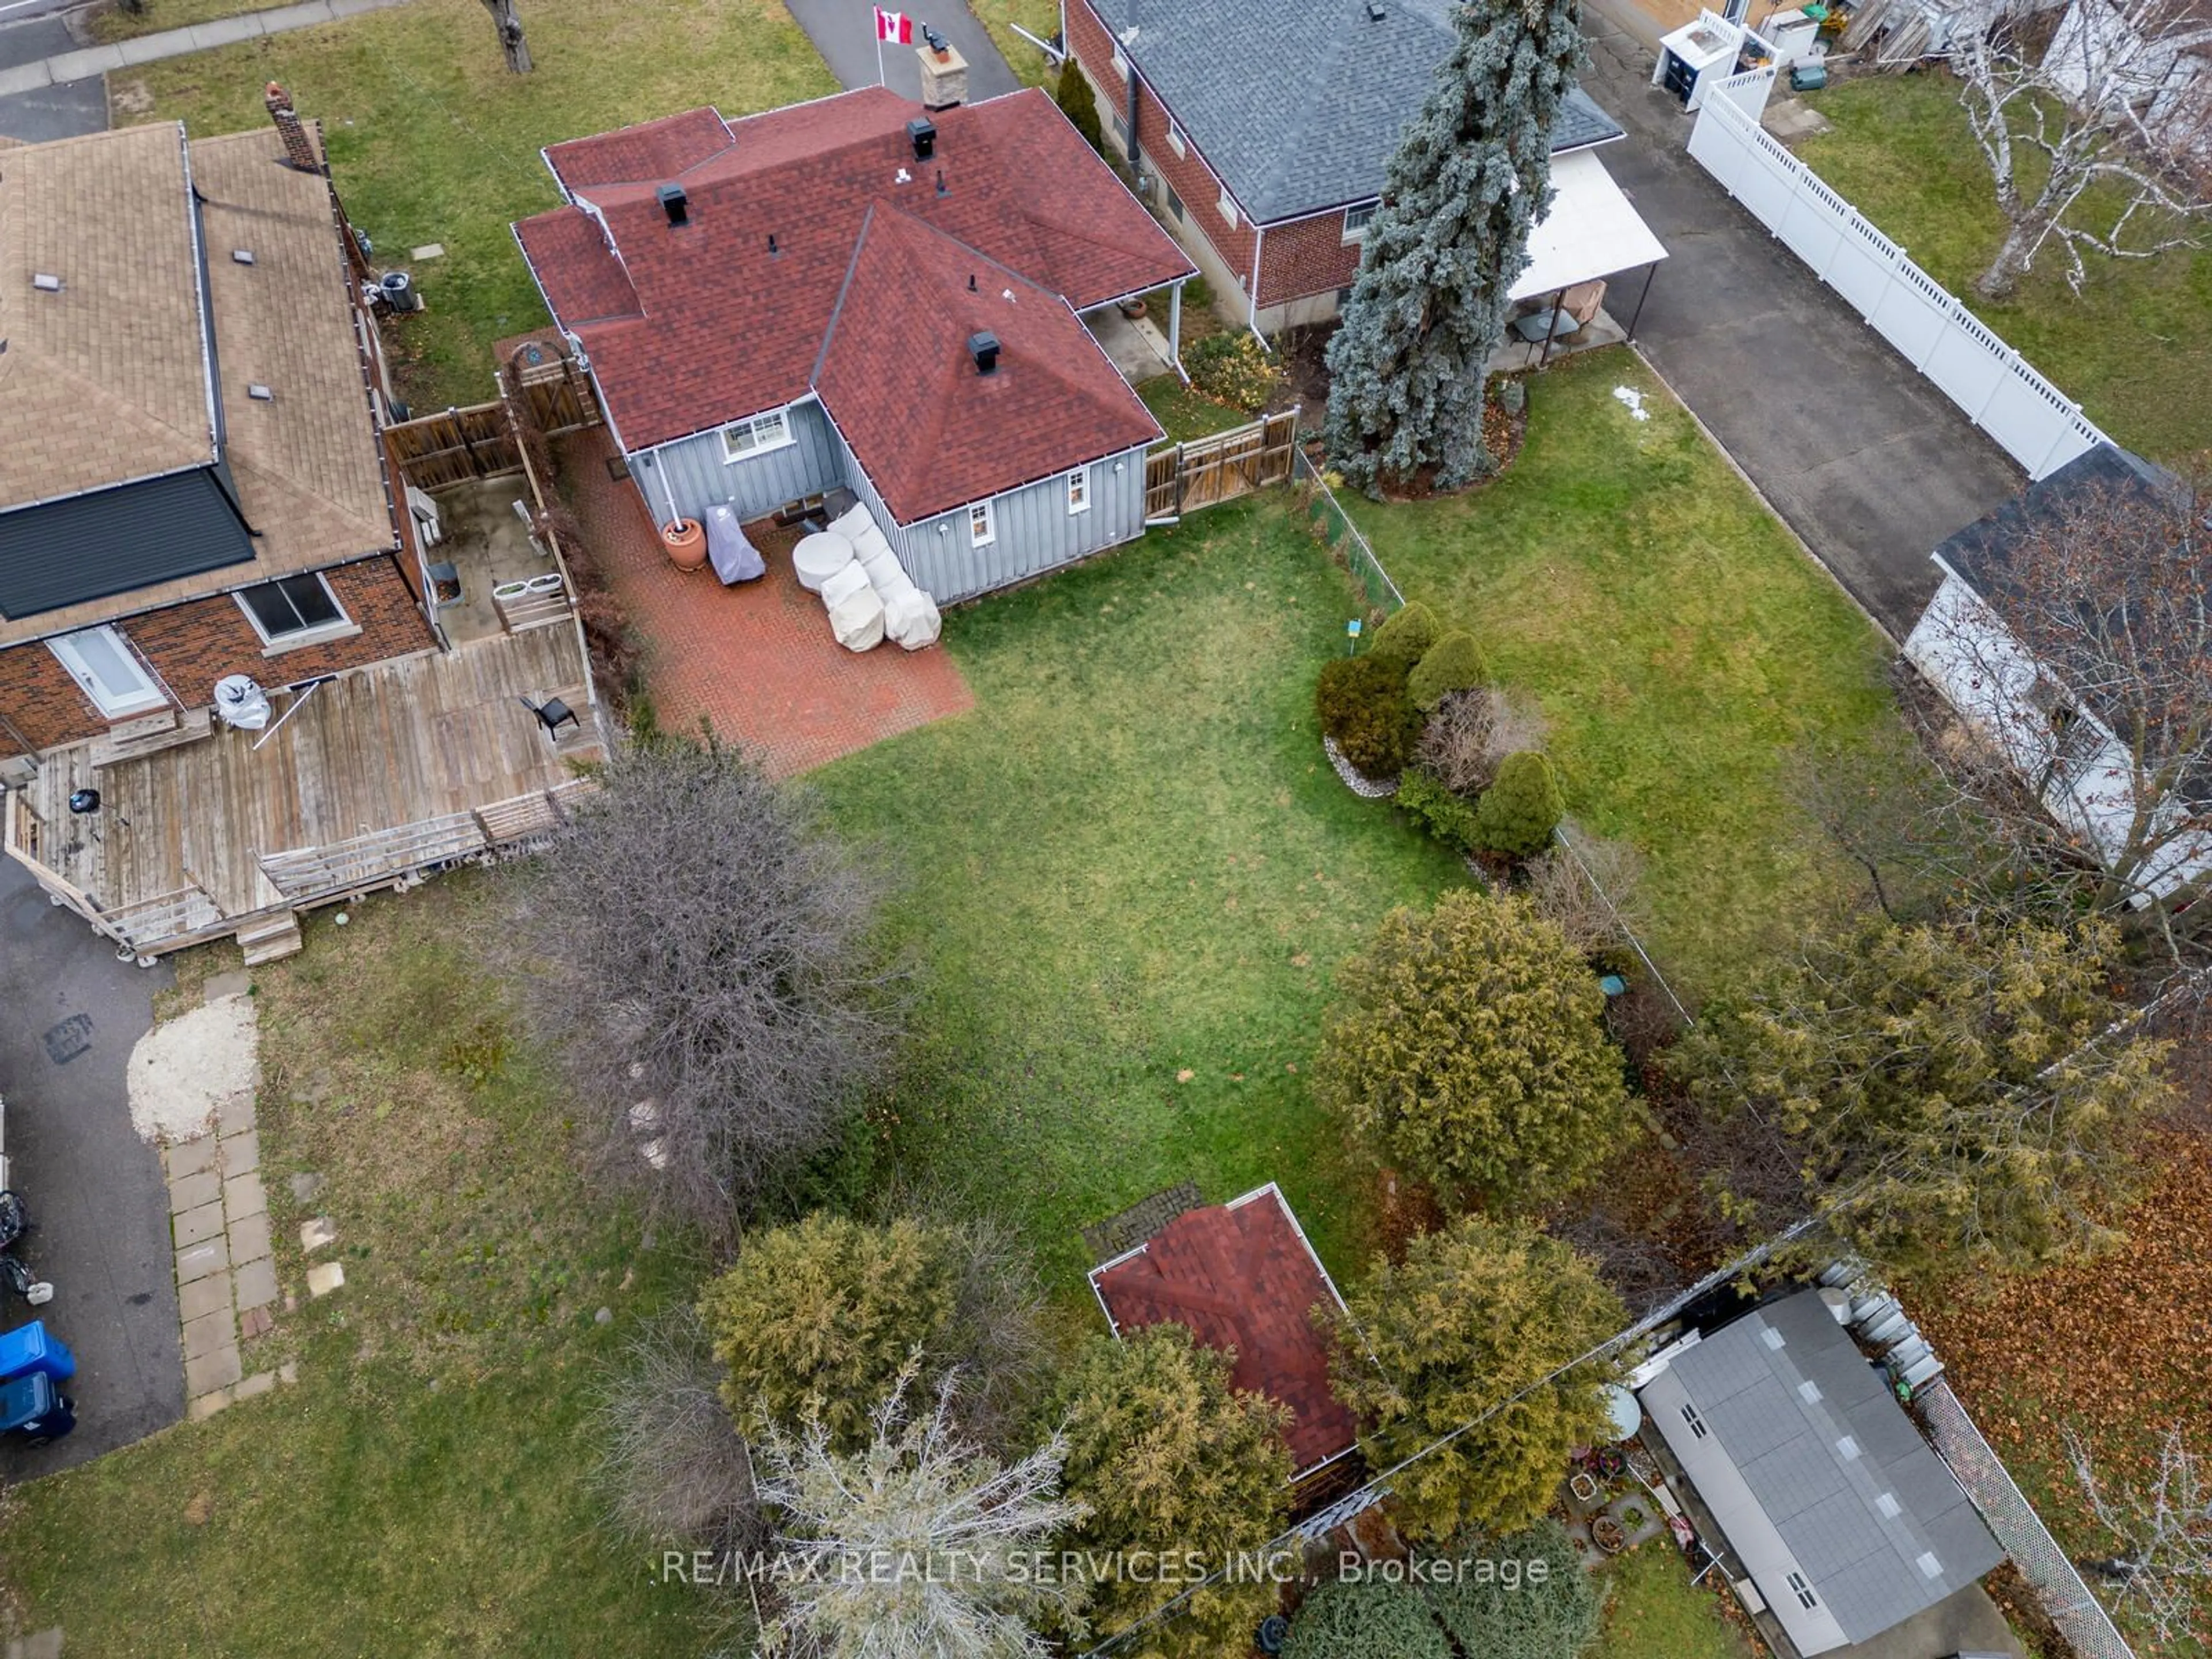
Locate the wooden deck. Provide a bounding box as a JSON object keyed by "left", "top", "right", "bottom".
{"left": 6, "top": 626, "right": 600, "bottom": 952}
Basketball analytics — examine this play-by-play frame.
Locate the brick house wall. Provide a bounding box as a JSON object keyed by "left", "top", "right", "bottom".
{"left": 0, "top": 554, "right": 433, "bottom": 759}
{"left": 1256, "top": 209, "right": 1363, "bottom": 310}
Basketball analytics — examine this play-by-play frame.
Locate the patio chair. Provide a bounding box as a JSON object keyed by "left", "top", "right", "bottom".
{"left": 518, "top": 694, "right": 579, "bottom": 736}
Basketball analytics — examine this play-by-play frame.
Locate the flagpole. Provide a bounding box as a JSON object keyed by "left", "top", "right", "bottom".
{"left": 876, "top": 12, "right": 886, "bottom": 86}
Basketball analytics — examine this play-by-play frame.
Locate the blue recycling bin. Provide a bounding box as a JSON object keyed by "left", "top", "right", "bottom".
{"left": 0, "top": 1320, "right": 75, "bottom": 1384}
{"left": 0, "top": 1372, "right": 73, "bottom": 1442}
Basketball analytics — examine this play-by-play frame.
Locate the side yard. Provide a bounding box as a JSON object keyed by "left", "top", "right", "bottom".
{"left": 1794, "top": 72, "right": 2212, "bottom": 467}
{"left": 112, "top": 0, "right": 834, "bottom": 408}
{"left": 1338, "top": 350, "right": 1902, "bottom": 994}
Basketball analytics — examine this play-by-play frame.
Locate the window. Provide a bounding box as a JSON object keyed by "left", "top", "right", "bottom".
{"left": 237, "top": 573, "right": 347, "bottom": 643}
{"left": 1111, "top": 47, "right": 1128, "bottom": 78}
{"left": 968, "top": 499, "right": 995, "bottom": 547}
{"left": 1679, "top": 1403, "right": 1709, "bottom": 1441}
{"left": 1218, "top": 188, "right": 1238, "bottom": 229}
{"left": 47, "top": 625, "right": 166, "bottom": 718}
{"left": 1111, "top": 110, "right": 1129, "bottom": 146}
{"left": 1786, "top": 1572, "right": 1819, "bottom": 1611}
{"left": 1166, "top": 120, "right": 1186, "bottom": 158}
{"left": 1165, "top": 183, "right": 1185, "bottom": 222}
{"left": 1066, "top": 467, "right": 1090, "bottom": 515}
{"left": 721, "top": 407, "right": 793, "bottom": 462}
{"left": 1343, "top": 202, "right": 1376, "bottom": 241}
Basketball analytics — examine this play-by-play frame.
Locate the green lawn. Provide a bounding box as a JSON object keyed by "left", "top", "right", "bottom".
{"left": 9, "top": 887, "right": 719, "bottom": 1656}
{"left": 1339, "top": 350, "right": 1900, "bottom": 995}
{"left": 968, "top": 0, "right": 1060, "bottom": 88}
{"left": 118, "top": 0, "right": 834, "bottom": 408}
{"left": 1794, "top": 71, "right": 2212, "bottom": 466}
{"left": 92, "top": 0, "right": 293, "bottom": 41}
{"left": 812, "top": 497, "right": 1466, "bottom": 1285}
{"left": 1597, "top": 1540, "right": 1757, "bottom": 1659}
{"left": 1140, "top": 373, "right": 1257, "bottom": 442}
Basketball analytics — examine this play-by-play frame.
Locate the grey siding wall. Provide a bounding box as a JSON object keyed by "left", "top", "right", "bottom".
{"left": 831, "top": 422, "right": 1151, "bottom": 605}
{"left": 630, "top": 398, "right": 844, "bottom": 527}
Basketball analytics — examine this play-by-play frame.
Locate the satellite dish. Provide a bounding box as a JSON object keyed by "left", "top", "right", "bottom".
{"left": 214, "top": 673, "right": 271, "bottom": 730}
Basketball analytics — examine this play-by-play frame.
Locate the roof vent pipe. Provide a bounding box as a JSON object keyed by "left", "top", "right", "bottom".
{"left": 907, "top": 117, "right": 936, "bottom": 160}
{"left": 968, "top": 331, "right": 999, "bottom": 374}
{"left": 656, "top": 183, "right": 688, "bottom": 226}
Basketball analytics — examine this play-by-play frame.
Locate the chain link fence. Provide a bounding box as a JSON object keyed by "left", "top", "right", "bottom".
{"left": 1292, "top": 448, "right": 1403, "bottom": 615}
{"left": 1915, "top": 1378, "right": 2137, "bottom": 1659}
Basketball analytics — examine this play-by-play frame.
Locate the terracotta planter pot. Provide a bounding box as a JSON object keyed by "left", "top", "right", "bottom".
{"left": 1118, "top": 297, "right": 1148, "bottom": 320}
{"left": 660, "top": 517, "right": 707, "bottom": 571}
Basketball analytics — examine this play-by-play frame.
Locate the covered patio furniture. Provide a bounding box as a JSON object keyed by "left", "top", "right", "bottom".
{"left": 827, "top": 586, "right": 886, "bottom": 652}
{"left": 703, "top": 503, "right": 766, "bottom": 585}
{"left": 793, "top": 531, "right": 854, "bottom": 593}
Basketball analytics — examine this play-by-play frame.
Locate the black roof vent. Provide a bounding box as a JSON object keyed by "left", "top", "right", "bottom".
{"left": 1366, "top": 0, "right": 1386, "bottom": 16}
{"left": 968, "top": 331, "right": 1000, "bottom": 375}
{"left": 656, "top": 183, "right": 688, "bottom": 226}
{"left": 907, "top": 117, "right": 936, "bottom": 160}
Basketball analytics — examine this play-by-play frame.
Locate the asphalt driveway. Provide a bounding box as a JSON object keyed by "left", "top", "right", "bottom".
{"left": 784, "top": 0, "right": 1021, "bottom": 101}
{"left": 0, "top": 7, "right": 105, "bottom": 142}
{"left": 1581, "top": 0, "right": 2023, "bottom": 637}
{"left": 0, "top": 853, "right": 183, "bottom": 1477}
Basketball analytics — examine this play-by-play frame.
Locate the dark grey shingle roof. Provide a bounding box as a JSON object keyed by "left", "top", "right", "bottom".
{"left": 1090, "top": 0, "right": 1623, "bottom": 224}
{"left": 0, "top": 468, "right": 255, "bottom": 620}
{"left": 1660, "top": 1291, "right": 2003, "bottom": 1645}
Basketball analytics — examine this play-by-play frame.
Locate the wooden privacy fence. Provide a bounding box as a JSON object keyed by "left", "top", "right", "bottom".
{"left": 1145, "top": 408, "right": 1300, "bottom": 521}
{"left": 384, "top": 348, "right": 602, "bottom": 493}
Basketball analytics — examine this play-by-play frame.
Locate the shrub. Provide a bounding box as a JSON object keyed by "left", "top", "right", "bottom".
{"left": 1182, "top": 274, "right": 1215, "bottom": 312}
{"left": 1056, "top": 65, "right": 1103, "bottom": 153}
{"left": 1424, "top": 1521, "right": 1604, "bottom": 1659}
{"left": 1495, "top": 377, "right": 1527, "bottom": 415}
{"left": 1396, "top": 768, "right": 1479, "bottom": 853}
{"left": 1185, "top": 330, "right": 1282, "bottom": 412}
{"left": 1317, "top": 654, "right": 1418, "bottom": 778}
{"left": 1407, "top": 630, "right": 1488, "bottom": 710}
{"left": 1283, "top": 1577, "right": 1451, "bottom": 1659}
{"left": 1366, "top": 600, "right": 1442, "bottom": 668}
{"left": 1475, "top": 751, "right": 1564, "bottom": 859}
{"left": 1417, "top": 688, "right": 1546, "bottom": 795}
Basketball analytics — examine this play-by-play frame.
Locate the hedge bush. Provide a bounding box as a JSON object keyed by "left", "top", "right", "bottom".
{"left": 1185, "top": 331, "right": 1282, "bottom": 412}
{"left": 1283, "top": 1577, "right": 1452, "bottom": 1659}
{"left": 1408, "top": 631, "right": 1489, "bottom": 710}
{"left": 1317, "top": 654, "right": 1418, "bottom": 778}
{"left": 1474, "top": 752, "right": 1564, "bottom": 859}
{"left": 1396, "top": 768, "right": 1479, "bottom": 852}
{"left": 1056, "top": 65, "right": 1103, "bottom": 153}
{"left": 1367, "top": 600, "right": 1442, "bottom": 668}
{"left": 1425, "top": 1521, "right": 1604, "bottom": 1659}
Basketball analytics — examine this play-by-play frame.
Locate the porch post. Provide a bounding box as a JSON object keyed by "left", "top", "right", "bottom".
{"left": 1537, "top": 286, "right": 1566, "bottom": 368}
{"left": 1627, "top": 262, "right": 1658, "bottom": 341}
{"left": 1168, "top": 279, "right": 1187, "bottom": 382}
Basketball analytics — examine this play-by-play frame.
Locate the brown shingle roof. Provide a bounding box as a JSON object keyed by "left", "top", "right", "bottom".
{"left": 0, "top": 121, "right": 398, "bottom": 645}
{"left": 515, "top": 87, "right": 1192, "bottom": 502}
{"left": 1090, "top": 1185, "right": 1360, "bottom": 1477}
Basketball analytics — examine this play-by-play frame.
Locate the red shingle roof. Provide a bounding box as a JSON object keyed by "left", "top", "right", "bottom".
{"left": 1090, "top": 1185, "right": 1359, "bottom": 1477}
{"left": 514, "top": 87, "right": 1194, "bottom": 514}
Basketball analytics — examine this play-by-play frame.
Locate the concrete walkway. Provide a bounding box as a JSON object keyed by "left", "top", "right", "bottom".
{"left": 1581, "top": 0, "right": 2024, "bottom": 637}
{"left": 783, "top": 0, "right": 1019, "bottom": 103}
{"left": 0, "top": 0, "right": 410, "bottom": 99}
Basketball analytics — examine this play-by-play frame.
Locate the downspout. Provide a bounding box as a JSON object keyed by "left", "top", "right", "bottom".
{"left": 1168, "top": 278, "right": 1187, "bottom": 381}
{"left": 1123, "top": 0, "right": 1142, "bottom": 176}
{"left": 1246, "top": 222, "right": 1266, "bottom": 343}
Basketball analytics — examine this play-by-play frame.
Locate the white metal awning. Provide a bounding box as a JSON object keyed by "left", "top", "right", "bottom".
{"left": 1508, "top": 149, "right": 1670, "bottom": 302}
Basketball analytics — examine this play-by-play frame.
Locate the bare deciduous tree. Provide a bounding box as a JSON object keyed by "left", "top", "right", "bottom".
{"left": 2069, "top": 1423, "right": 2212, "bottom": 1645}
{"left": 1912, "top": 458, "right": 2212, "bottom": 968}
{"left": 1414, "top": 688, "right": 1548, "bottom": 797}
{"left": 479, "top": 0, "right": 532, "bottom": 71}
{"left": 1954, "top": 0, "right": 2212, "bottom": 297}
{"left": 752, "top": 1368, "right": 1087, "bottom": 1659}
{"left": 1522, "top": 829, "right": 1648, "bottom": 959}
{"left": 518, "top": 738, "right": 899, "bottom": 1250}
{"left": 597, "top": 1308, "right": 767, "bottom": 1559}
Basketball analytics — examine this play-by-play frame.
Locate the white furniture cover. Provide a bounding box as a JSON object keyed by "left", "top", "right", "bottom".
{"left": 882, "top": 587, "right": 942, "bottom": 650}
{"left": 819, "top": 559, "right": 873, "bottom": 609}
{"left": 827, "top": 503, "right": 876, "bottom": 544}
{"left": 793, "top": 532, "right": 853, "bottom": 593}
{"left": 827, "top": 586, "right": 886, "bottom": 652}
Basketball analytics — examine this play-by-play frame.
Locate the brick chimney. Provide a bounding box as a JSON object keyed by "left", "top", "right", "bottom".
{"left": 264, "top": 82, "right": 323, "bottom": 173}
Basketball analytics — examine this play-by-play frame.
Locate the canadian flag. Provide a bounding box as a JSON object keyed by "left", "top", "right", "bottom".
{"left": 875, "top": 7, "right": 912, "bottom": 42}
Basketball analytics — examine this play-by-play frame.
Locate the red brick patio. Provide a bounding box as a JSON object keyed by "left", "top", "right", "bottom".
{"left": 560, "top": 432, "right": 974, "bottom": 775}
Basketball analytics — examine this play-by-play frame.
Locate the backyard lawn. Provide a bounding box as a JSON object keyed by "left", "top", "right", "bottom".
{"left": 114, "top": 0, "right": 834, "bottom": 408}
{"left": 1794, "top": 71, "right": 2212, "bottom": 467}
{"left": 1597, "top": 1539, "right": 1758, "bottom": 1659}
{"left": 1339, "top": 350, "right": 1900, "bottom": 995}
{"left": 1140, "top": 373, "right": 1259, "bottom": 443}
{"left": 7, "top": 889, "right": 715, "bottom": 1656}
{"left": 812, "top": 497, "right": 1466, "bottom": 1285}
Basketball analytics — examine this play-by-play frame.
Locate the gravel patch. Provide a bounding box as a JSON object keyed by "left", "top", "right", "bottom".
{"left": 1323, "top": 735, "right": 1399, "bottom": 799}
{"left": 127, "top": 994, "right": 260, "bottom": 1144}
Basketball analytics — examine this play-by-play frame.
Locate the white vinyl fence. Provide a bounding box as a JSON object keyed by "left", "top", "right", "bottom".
{"left": 1688, "top": 69, "right": 2108, "bottom": 480}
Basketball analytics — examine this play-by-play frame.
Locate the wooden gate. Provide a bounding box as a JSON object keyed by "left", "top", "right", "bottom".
{"left": 384, "top": 345, "right": 603, "bottom": 493}
{"left": 1144, "top": 408, "right": 1300, "bottom": 521}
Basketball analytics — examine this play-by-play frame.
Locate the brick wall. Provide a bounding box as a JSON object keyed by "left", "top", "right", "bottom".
{"left": 1258, "top": 208, "right": 1363, "bottom": 309}
{"left": 0, "top": 555, "right": 433, "bottom": 759}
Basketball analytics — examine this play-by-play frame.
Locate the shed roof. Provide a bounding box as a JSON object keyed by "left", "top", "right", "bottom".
{"left": 516, "top": 86, "right": 1192, "bottom": 511}
{"left": 1639, "top": 1290, "right": 2002, "bottom": 1653}
{"left": 1086, "top": 0, "right": 1623, "bottom": 224}
{"left": 1089, "top": 1184, "right": 1358, "bottom": 1478}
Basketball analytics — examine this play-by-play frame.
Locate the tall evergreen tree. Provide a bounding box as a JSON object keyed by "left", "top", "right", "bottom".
{"left": 1324, "top": 0, "right": 1583, "bottom": 493}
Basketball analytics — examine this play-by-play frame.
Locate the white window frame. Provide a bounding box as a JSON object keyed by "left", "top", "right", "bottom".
{"left": 1679, "top": 1402, "right": 1709, "bottom": 1440}
{"left": 720, "top": 406, "right": 794, "bottom": 464}
{"left": 1066, "top": 467, "right": 1091, "bottom": 516}
{"left": 1111, "top": 47, "right": 1128, "bottom": 78}
{"left": 47, "top": 625, "right": 168, "bottom": 718}
{"left": 1343, "top": 202, "right": 1376, "bottom": 243}
{"left": 1218, "top": 188, "right": 1238, "bottom": 229}
{"left": 1786, "top": 1572, "right": 1819, "bottom": 1611}
{"left": 234, "top": 571, "right": 355, "bottom": 650}
{"left": 1166, "top": 120, "right": 1186, "bottom": 158}
{"left": 968, "top": 498, "right": 996, "bottom": 547}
